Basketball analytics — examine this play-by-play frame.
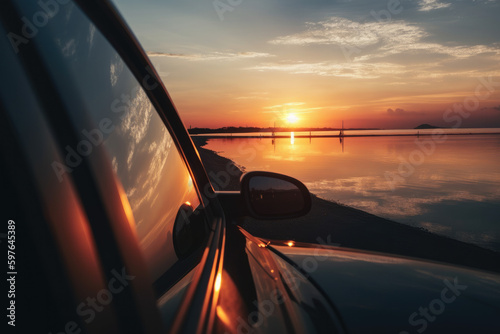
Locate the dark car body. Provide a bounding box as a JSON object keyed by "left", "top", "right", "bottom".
{"left": 1, "top": 1, "right": 499, "bottom": 333}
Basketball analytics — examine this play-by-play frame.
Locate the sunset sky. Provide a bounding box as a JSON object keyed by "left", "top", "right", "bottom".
{"left": 112, "top": 0, "right": 500, "bottom": 129}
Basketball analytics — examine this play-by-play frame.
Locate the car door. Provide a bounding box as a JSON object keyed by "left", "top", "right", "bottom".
{"left": 1, "top": 0, "right": 226, "bottom": 333}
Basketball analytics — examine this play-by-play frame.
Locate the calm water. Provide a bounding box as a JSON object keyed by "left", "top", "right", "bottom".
{"left": 205, "top": 130, "right": 500, "bottom": 252}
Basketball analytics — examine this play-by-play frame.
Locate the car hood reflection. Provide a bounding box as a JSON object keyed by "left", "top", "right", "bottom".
{"left": 270, "top": 243, "right": 500, "bottom": 334}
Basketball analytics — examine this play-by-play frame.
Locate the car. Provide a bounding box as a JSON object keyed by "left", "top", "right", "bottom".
{"left": 1, "top": 1, "right": 499, "bottom": 333}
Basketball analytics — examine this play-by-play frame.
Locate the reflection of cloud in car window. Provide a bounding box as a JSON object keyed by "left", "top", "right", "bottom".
{"left": 56, "top": 38, "right": 76, "bottom": 57}
{"left": 111, "top": 156, "right": 118, "bottom": 173}
{"left": 87, "top": 24, "right": 96, "bottom": 52}
{"left": 122, "top": 89, "right": 153, "bottom": 144}
{"left": 120, "top": 88, "right": 153, "bottom": 171}
{"left": 110, "top": 54, "right": 124, "bottom": 87}
{"left": 117, "top": 88, "right": 170, "bottom": 215}
{"left": 64, "top": 2, "right": 75, "bottom": 23}
{"left": 139, "top": 129, "right": 171, "bottom": 210}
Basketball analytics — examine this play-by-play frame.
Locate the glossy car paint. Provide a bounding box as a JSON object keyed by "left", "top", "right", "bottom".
{"left": 271, "top": 242, "right": 500, "bottom": 333}
{"left": 217, "top": 228, "right": 345, "bottom": 334}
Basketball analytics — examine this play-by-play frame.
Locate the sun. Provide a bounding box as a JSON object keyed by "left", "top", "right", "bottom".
{"left": 286, "top": 114, "right": 299, "bottom": 124}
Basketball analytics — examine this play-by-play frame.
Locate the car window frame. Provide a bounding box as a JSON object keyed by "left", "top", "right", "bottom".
{"left": 68, "top": 2, "right": 229, "bottom": 331}
{"left": 74, "top": 0, "right": 214, "bottom": 207}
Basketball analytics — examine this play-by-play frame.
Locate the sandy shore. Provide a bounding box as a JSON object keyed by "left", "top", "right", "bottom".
{"left": 193, "top": 137, "right": 500, "bottom": 273}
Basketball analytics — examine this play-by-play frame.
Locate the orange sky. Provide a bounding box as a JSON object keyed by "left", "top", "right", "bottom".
{"left": 152, "top": 54, "right": 500, "bottom": 129}
{"left": 116, "top": 0, "right": 500, "bottom": 129}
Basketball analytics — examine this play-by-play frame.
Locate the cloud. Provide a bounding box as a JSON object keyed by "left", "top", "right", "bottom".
{"left": 357, "top": 42, "right": 500, "bottom": 63}
{"left": 269, "top": 17, "right": 500, "bottom": 62}
{"left": 270, "top": 17, "right": 424, "bottom": 48}
{"left": 419, "top": 222, "right": 451, "bottom": 233}
{"left": 480, "top": 105, "right": 500, "bottom": 112}
{"left": 264, "top": 102, "right": 305, "bottom": 110}
{"left": 270, "top": 17, "right": 388, "bottom": 47}
{"left": 261, "top": 102, "right": 322, "bottom": 117}
{"left": 147, "top": 51, "right": 273, "bottom": 61}
{"left": 234, "top": 92, "right": 270, "bottom": 101}
{"left": 307, "top": 175, "right": 498, "bottom": 219}
{"left": 248, "top": 59, "right": 500, "bottom": 80}
{"left": 248, "top": 61, "right": 407, "bottom": 79}
{"left": 418, "top": 0, "right": 452, "bottom": 11}
{"left": 387, "top": 108, "right": 425, "bottom": 116}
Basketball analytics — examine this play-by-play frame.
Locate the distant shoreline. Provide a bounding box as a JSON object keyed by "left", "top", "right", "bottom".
{"left": 189, "top": 127, "right": 378, "bottom": 134}
{"left": 193, "top": 136, "right": 500, "bottom": 273}
{"left": 191, "top": 131, "right": 500, "bottom": 139}
{"left": 189, "top": 126, "right": 500, "bottom": 136}
{"left": 191, "top": 127, "right": 500, "bottom": 139}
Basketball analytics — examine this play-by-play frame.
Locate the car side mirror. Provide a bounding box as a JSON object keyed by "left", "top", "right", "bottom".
{"left": 240, "top": 171, "right": 311, "bottom": 220}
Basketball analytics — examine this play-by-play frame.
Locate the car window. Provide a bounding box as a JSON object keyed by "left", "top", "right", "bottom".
{"left": 15, "top": 1, "right": 202, "bottom": 283}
